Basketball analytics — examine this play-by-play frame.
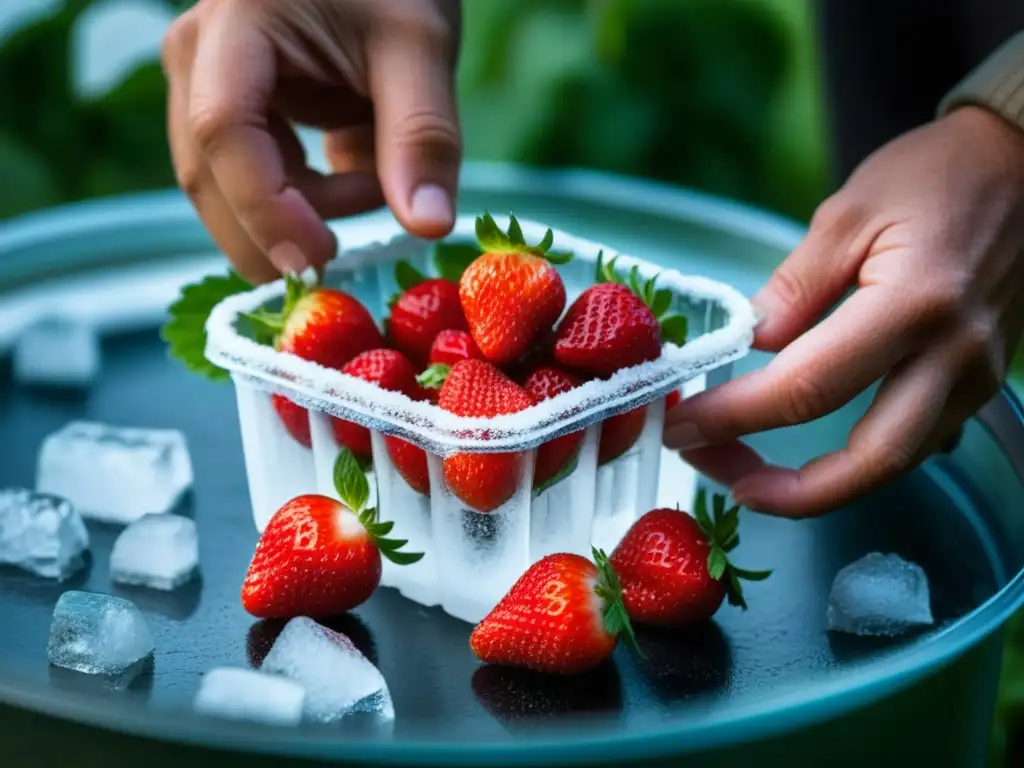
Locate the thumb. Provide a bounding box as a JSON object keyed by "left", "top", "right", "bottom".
{"left": 367, "top": 26, "right": 461, "bottom": 239}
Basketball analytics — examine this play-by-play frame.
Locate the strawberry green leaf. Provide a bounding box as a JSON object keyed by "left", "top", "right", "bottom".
{"left": 475, "top": 212, "right": 507, "bottom": 251}
{"left": 532, "top": 446, "right": 581, "bottom": 497}
{"left": 660, "top": 314, "right": 689, "bottom": 346}
{"left": 283, "top": 273, "right": 310, "bottom": 315}
{"left": 433, "top": 241, "right": 482, "bottom": 282}
{"left": 693, "top": 489, "right": 712, "bottom": 535}
{"left": 240, "top": 309, "right": 284, "bottom": 345}
{"left": 725, "top": 570, "right": 748, "bottom": 610}
{"left": 538, "top": 229, "right": 554, "bottom": 253}
{"left": 333, "top": 447, "right": 370, "bottom": 512}
{"left": 595, "top": 251, "right": 621, "bottom": 284}
{"left": 732, "top": 566, "right": 773, "bottom": 581}
{"left": 507, "top": 215, "right": 526, "bottom": 246}
{"left": 651, "top": 289, "right": 673, "bottom": 319}
{"left": 161, "top": 270, "right": 253, "bottom": 382}
{"left": 707, "top": 547, "right": 728, "bottom": 581}
{"left": 382, "top": 548, "right": 426, "bottom": 566}
{"left": 544, "top": 248, "right": 574, "bottom": 265}
{"left": 394, "top": 260, "right": 426, "bottom": 292}
{"left": 417, "top": 363, "right": 451, "bottom": 391}
{"left": 628, "top": 266, "right": 643, "bottom": 298}
{"left": 474, "top": 212, "right": 572, "bottom": 265}
{"left": 592, "top": 547, "right": 640, "bottom": 655}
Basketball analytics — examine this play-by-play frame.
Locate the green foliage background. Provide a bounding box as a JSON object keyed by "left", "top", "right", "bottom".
{"left": 0, "top": 0, "right": 1020, "bottom": 763}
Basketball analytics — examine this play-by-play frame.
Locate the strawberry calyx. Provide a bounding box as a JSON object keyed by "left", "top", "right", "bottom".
{"left": 416, "top": 363, "right": 451, "bottom": 392}
{"left": 332, "top": 448, "right": 424, "bottom": 566}
{"left": 591, "top": 547, "right": 639, "bottom": 654}
{"left": 475, "top": 213, "right": 573, "bottom": 265}
{"left": 594, "top": 251, "right": 689, "bottom": 347}
{"left": 242, "top": 273, "right": 312, "bottom": 346}
{"left": 692, "top": 489, "right": 772, "bottom": 610}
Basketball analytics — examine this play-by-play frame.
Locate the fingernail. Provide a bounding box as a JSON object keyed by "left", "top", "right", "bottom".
{"left": 410, "top": 184, "right": 453, "bottom": 226}
{"left": 268, "top": 242, "right": 308, "bottom": 275}
{"left": 664, "top": 421, "right": 707, "bottom": 451}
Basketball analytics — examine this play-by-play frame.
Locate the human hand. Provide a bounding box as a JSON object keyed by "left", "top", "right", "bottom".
{"left": 666, "top": 106, "right": 1024, "bottom": 517}
{"left": 162, "top": 0, "right": 461, "bottom": 284}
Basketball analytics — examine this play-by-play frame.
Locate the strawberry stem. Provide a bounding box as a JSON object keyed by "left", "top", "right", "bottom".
{"left": 693, "top": 490, "right": 773, "bottom": 610}
{"left": 241, "top": 273, "right": 312, "bottom": 347}
{"left": 416, "top": 363, "right": 451, "bottom": 391}
{"left": 475, "top": 212, "right": 572, "bottom": 265}
{"left": 591, "top": 547, "right": 640, "bottom": 655}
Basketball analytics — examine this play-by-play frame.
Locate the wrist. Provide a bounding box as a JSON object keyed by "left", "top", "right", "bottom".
{"left": 942, "top": 105, "right": 1024, "bottom": 183}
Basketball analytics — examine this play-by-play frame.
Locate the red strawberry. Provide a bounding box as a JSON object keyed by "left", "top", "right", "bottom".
{"left": 439, "top": 359, "right": 534, "bottom": 512}
{"left": 666, "top": 389, "right": 682, "bottom": 410}
{"left": 386, "top": 261, "right": 467, "bottom": 367}
{"left": 521, "top": 366, "right": 585, "bottom": 490}
{"left": 470, "top": 549, "right": 636, "bottom": 674}
{"left": 429, "top": 329, "right": 481, "bottom": 367}
{"left": 460, "top": 214, "right": 571, "bottom": 365}
{"left": 609, "top": 491, "right": 772, "bottom": 626}
{"left": 330, "top": 348, "right": 421, "bottom": 460}
{"left": 554, "top": 254, "right": 689, "bottom": 377}
{"left": 272, "top": 393, "right": 312, "bottom": 448}
{"left": 241, "top": 449, "right": 422, "bottom": 619}
{"left": 245, "top": 277, "right": 384, "bottom": 448}
{"left": 385, "top": 435, "right": 431, "bottom": 496}
{"left": 598, "top": 407, "right": 648, "bottom": 465}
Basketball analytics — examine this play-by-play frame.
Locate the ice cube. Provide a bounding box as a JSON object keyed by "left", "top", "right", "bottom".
{"left": 47, "top": 591, "right": 154, "bottom": 675}
{"left": 0, "top": 488, "right": 89, "bottom": 580}
{"left": 13, "top": 318, "right": 100, "bottom": 388}
{"left": 194, "top": 667, "right": 305, "bottom": 726}
{"left": 110, "top": 513, "right": 198, "bottom": 590}
{"left": 261, "top": 617, "right": 395, "bottom": 723}
{"left": 827, "top": 552, "right": 934, "bottom": 637}
{"left": 36, "top": 421, "right": 194, "bottom": 524}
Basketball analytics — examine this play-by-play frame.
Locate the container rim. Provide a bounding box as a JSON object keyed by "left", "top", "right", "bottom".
{"left": 0, "top": 163, "right": 1022, "bottom": 764}
{"left": 204, "top": 214, "right": 757, "bottom": 453}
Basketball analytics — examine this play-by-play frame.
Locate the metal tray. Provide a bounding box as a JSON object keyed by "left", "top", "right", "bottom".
{"left": 1, "top": 164, "right": 1022, "bottom": 767}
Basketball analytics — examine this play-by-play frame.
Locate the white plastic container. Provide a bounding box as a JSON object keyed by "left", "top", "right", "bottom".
{"left": 206, "top": 216, "right": 756, "bottom": 623}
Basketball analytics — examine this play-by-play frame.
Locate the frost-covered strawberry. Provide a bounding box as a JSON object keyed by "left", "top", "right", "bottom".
{"left": 521, "top": 365, "right": 585, "bottom": 491}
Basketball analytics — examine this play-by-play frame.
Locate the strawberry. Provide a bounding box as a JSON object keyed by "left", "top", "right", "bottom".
{"left": 598, "top": 407, "right": 648, "bottom": 465}
{"left": 244, "top": 276, "right": 385, "bottom": 447}
{"left": 272, "top": 393, "right": 313, "bottom": 448}
{"left": 241, "top": 449, "right": 422, "bottom": 619}
{"left": 609, "top": 491, "right": 772, "bottom": 626}
{"left": 429, "top": 329, "right": 481, "bottom": 367}
{"left": 460, "top": 214, "right": 571, "bottom": 365}
{"left": 330, "top": 348, "right": 422, "bottom": 460}
{"left": 385, "top": 261, "right": 468, "bottom": 367}
{"left": 521, "top": 365, "right": 585, "bottom": 491}
{"left": 666, "top": 389, "right": 682, "bottom": 410}
{"left": 470, "top": 549, "right": 636, "bottom": 675}
{"left": 439, "top": 359, "right": 534, "bottom": 512}
{"left": 554, "top": 254, "right": 689, "bottom": 377}
{"left": 385, "top": 435, "right": 431, "bottom": 496}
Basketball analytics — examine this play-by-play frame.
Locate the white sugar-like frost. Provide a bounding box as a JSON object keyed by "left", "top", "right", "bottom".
{"left": 827, "top": 552, "right": 934, "bottom": 637}
{"left": 0, "top": 488, "right": 89, "bottom": 580}
{"left": 110, "top": 513, "right": 198, "bottom": 590}
{"left": 260, "top": 617, "right": 394, "bottom": 723}
{"left": 36, "top": 421, "right": 194, "bottom": 524}
{"left": 194, "top": 667, "right": 305, "bottom": 726}
{"left": 47, "top": 591, "right": 154, "bottom": 675}
{"left": 204, "top": 216, "right": 755, "bottom": 454}
{"left": 13, "top": 317, "right": 100, "bottom": 388}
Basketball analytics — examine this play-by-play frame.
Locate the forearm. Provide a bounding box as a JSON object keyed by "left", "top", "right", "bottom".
{"left": 940, "top": 30, "right": 1024, "bottom": 131}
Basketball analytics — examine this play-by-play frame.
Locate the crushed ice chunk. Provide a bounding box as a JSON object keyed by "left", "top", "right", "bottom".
{"left": 194, "top": 667, "right": 305, "bottom": 726}
{"left": 36, "top": 421, "right": 194, "bottom": 524}
{"left": 110, "top": 513, "right": 198, "bottom": 590}
{"left": 261, "top": 617, "right": 395, "bottom": 723}
{"left": 47, "top": 591, "right": 154, "bottom": 675}
{"left": 13, "top": 318, "right": 100, "bottom": 388}
{"left": 827, "top": 552, "right": 934, "bottom": 637}
{"left": 0, "top": 488, "right": 89, "bottom": 580}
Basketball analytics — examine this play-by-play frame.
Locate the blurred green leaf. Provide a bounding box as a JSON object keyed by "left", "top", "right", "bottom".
{"left": 0, "top": 131, "right": 62, "bottom": 217}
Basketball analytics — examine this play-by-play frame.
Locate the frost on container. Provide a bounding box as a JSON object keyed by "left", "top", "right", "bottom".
{"left": 205, "top": 216, "right": 756, "bottom": 623}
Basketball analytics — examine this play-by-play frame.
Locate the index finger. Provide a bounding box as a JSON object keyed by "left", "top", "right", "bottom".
{"left": 188, "top": 1, "right": 336, "bottom": 275}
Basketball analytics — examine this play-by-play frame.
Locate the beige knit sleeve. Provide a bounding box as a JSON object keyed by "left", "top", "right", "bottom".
{"left": 939, "top": 31, "right": 1024, "bottom": 130}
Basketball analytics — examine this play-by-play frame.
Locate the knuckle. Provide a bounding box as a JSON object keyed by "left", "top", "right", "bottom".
{"left": 161, "top": 13, "right": 198, "bottom": 72}
{"left": 910, "top": 274, "right": 967, "bottom": 329}
{"left": 389, "top": 12, "right": 457, "bottom": 55}
{"left": 189, "top": 103, "right": 243, "bottom": 155}
{"left": 862, "top": 439, "right": 917, "bottom": 480}
{"left": 391, "top": 109, "right": 462, "bottom": 158}
{"left": 957, "top": 318, "right": 1004, "bottom": 394}
{"left": 774, "top": 372, "right": 832, "bottom": 425}
{"left": 173, "top": 159, "right": 205, "bottom": 201}
{"left": 766, "top": 264, "right": 811, "bottom": 310}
